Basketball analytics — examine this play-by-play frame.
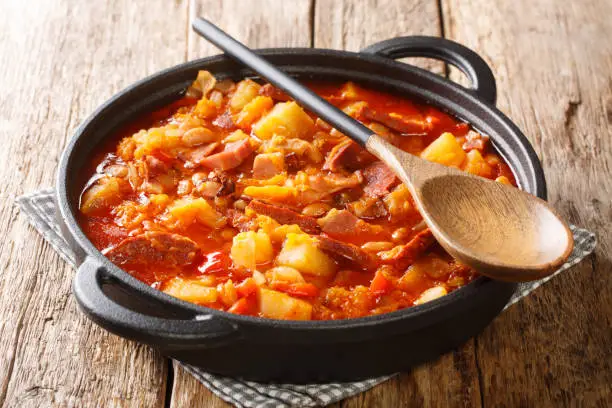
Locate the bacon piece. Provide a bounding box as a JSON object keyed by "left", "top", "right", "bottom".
{"left": 462, "top": 131, "right": 489, "bottom": 152}
{"left": 199, "top": 139, "right": 255, "bottom": 170}
{"left": 317, "top": 208, "right": 383, "bottom": 241}
{"left": 258, "top": 84, "right": 291, "bottom": 102}
{"left": 363, "top": 161, "right": 398, "bottom": 197}
{"left": 103, "top": 231, "right": 199, "bottom": 267}
{"left": 359, "top": 107, "right": 432, "bottom": 135}
{"left": 379, "top": 229, "right": 436, "bottom": 270}
{"left": 316, "top": 236, "right": 376, "bottom": 271}
{"left": 253, "top": 153, "right": 285, "bottom": 179}
{"left": 247, "top": 200, "right": 320, "bottom": 234}
{"left": 187, "top": 142, "right": 220, "bottom": 165}
{"left": 322, "top": 140, "right": 367, "bottom": 172}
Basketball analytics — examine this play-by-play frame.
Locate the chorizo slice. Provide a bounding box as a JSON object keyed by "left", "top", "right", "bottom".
{"left": 362, "top": 161, "right": 398, "bottom": 197}
{"left": 379, "top": 229, "right": 436, "bottom": 270}
{"left": 258, "top": 84, "right": 291, "bottom": 102}
{"left": 103, "top": 231, "right": 200, "bottom": 267}
{"left": 316, "top": 236, "right": 376, "bottom": 271}
{"left": 247, "top": 200, "right": 320, "bottom": 234}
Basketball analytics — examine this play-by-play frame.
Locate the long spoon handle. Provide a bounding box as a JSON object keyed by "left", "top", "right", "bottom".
{"left": 191, "top": 17, "right": 373, "bottom": 146}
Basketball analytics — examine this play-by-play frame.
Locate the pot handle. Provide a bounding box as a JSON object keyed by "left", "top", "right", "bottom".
{"left": 361, "top": 36, "right": 497, "bottom": 105}
{"left": 73, "top": 257, "right": 239, "bottom": 348}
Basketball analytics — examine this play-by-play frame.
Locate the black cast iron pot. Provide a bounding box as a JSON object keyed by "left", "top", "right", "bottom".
{"left": 57, "top": 36, "right": 546, "bottom": 382}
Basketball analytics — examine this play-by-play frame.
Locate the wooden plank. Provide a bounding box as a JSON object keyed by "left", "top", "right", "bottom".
{"left": 169, "top": 1, "right": 313, "bottom": 406}
{"left": 314, "top": 0, "right": 445, "bottom": 74}
{"left": 0, "top": 0, "right": 189, "bottom": 406}
{"left": 313, "top": 1, "right": 482, "bottom": 407}
{"left": 443, "top": 0, "right": 612, "bottom": 406}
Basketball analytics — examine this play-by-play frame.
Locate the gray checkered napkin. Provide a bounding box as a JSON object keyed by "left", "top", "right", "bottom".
{"left": 16, "top": 188, "right": 597, "bottom": 408}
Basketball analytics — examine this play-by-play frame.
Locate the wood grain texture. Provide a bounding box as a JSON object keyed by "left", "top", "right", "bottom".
{"left": 443, "top": 0, "right": 612, "bottom": 406}
{"left": 0, "top": 0, "right": 188, "bottom": 406}
{"left": 169, "top": 1, "right": 313, "bottom": 406}
{"left": 0, "top": 0, "right": 608, "bottom": 407}
{"left": 314, "top": 0, "right": 445, "bottom": 74}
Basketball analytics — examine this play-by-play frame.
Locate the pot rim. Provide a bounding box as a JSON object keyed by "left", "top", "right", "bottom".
{"left": 57, "top": 46, "right": 542, "bottom": 330}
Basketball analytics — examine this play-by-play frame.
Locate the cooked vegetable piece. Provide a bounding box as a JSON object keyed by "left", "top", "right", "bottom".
{"left": 277, "top": 233, "right": 336, "bottom": 277}
{"left": 163, "top": 278, "right": 218, "bottom": 304}
{"left": 230, "top": 230, "right": 274, "bottom": 270}
{"left": 258, "top": 288, "right": 313, "bottom": 320}
{"left": 229, "top": 79, "right": 261, "bottom": 111}
{"left": 253, "top": 102, "right": 315, "bottom": 140}
{"left": 414, "top": 286, "right": 447, "bottom": 305}
{"left": 420, "top": 132, "right": 467, "bottom": 168}
{"left": 167, "top": 197, "right": 226, "bottom": 229}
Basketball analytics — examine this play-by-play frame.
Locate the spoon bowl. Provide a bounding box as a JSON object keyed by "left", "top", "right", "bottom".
{"left": 366, "top": 135, "right": 575, "bottom": 282}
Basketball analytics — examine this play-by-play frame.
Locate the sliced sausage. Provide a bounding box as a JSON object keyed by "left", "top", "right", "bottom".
{"left": 247, "top": 200, "right": 320, "bottom": 234}
{"left": 379, "top": 229, "right": 436, "bottom": 270}
{"left": 363, "top": 161, "right": 398, "bottom": 197}
{"left": 103, "top": 231, "right": 199, "bottom": 267}
{"left": 316, "top": 236, "right": 376, "bottom": 271}
{"left": 258, "top": 84, "right": 291, "bottom": 102}
{"left": 360, "top": 107, "right": 432, "bottom": 135}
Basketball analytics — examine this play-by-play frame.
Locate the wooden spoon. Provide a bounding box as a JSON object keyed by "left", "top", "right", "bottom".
{"left": 192, "top": 17, "right": 574, "bottom": 282}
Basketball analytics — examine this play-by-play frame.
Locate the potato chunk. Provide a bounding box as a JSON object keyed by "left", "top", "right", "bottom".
{"left": 276, "top": 233, "right": 336, "bottom": 277}
{"left": 229, "top": 79, "right": 261, "bottom": 111}
{"left": 414, "top": 286, "right": 448, "bottom": 305}
{"left": 230, "top": 230, "right": 274, "bottom": 270}
{"left": 163, "top": 278, "right": 218, "bottom": 304}
{"left": 265, "top": 266, "right": 306, "bottom": 284}
{"left": 252, "top": 102, "right": 315, "bottom": 140}
{"left": 235, "top": 96, "right": 274, "bottom": 128}
{"left": 463, "top": 149, "right": 494, "bottom": 178}
{"left": 420, "top": 132, "right": 467, "bottom": 168}
{"left": 168, "top": 197, "right": 226, "bottom": 229}
{"left": 258, "top": 288, "right": 312, "bottom": 320}
{"left": 80, "top": 177, "right": 126, "bottom": 215}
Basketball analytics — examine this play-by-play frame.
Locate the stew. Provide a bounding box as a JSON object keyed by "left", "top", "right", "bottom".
{"left": 78, "top": 71, "right": 516, "bottom": 320}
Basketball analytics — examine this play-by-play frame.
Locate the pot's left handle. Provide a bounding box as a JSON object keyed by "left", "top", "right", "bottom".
{"left": 73, "top": 257, "right": 239, "bottom": 348}
{"left": 361, "top": 36, "right": 497, "bottom": 105}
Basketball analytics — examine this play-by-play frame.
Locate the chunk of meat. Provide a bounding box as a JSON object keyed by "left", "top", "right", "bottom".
{"left": 186, "top": 142, "right": 220, "bottom": 165}
{"left": 198, "top": 139, "right": 255, "bottom": 170}
{"left": 258, "top": 84, "right": 291, "bottom": 102}
{"left": 253, "top": 152, "right": 285, "bottom": 179}
{"left": 363, "top": 161, "right": 398, "bottom": 197}
{"left": 379, "top": 229, "right": 436, "bottom": 270}
{"left": 348, "top": 196, "right": 388, "bottom": 220}
{"left": 247, "top": 200, "right": 320, "bottom": 234}
{"left": 462, "top": 131, "right": 489, "bottom": 152}
{"left": 322, "top": 140, "right": 369, "bottom": 172}
{"left": 103, "top": 231, "right": 199, "bottom": 267}
{"left": 317, "top": 209, "right": 383, "bottom": 242}
{"left": 316, "top": 236, "right": 376, "bottom": 271}
{"left": 360, "top": 107, "right": 432, "bottom": 135}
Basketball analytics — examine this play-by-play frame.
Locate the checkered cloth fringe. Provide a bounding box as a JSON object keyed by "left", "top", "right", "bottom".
{"left": 16, "top": 188, "right": 597, "bottom": 408}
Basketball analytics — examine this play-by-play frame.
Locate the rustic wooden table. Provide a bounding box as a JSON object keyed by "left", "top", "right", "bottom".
{"left": 1, "top": 0, "right": 610, "bottom": 407}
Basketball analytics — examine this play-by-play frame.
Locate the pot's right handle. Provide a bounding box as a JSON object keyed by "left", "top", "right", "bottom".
{"left": 74, "top": 257, "right": 239, "bottom": 348}
{"left": 361, "top": 36, "right": 497, "bottom": 105}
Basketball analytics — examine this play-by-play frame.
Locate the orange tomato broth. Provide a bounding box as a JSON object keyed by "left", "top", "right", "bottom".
{"left": 78, "top": 76, "right": 516, "bottom": 320}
